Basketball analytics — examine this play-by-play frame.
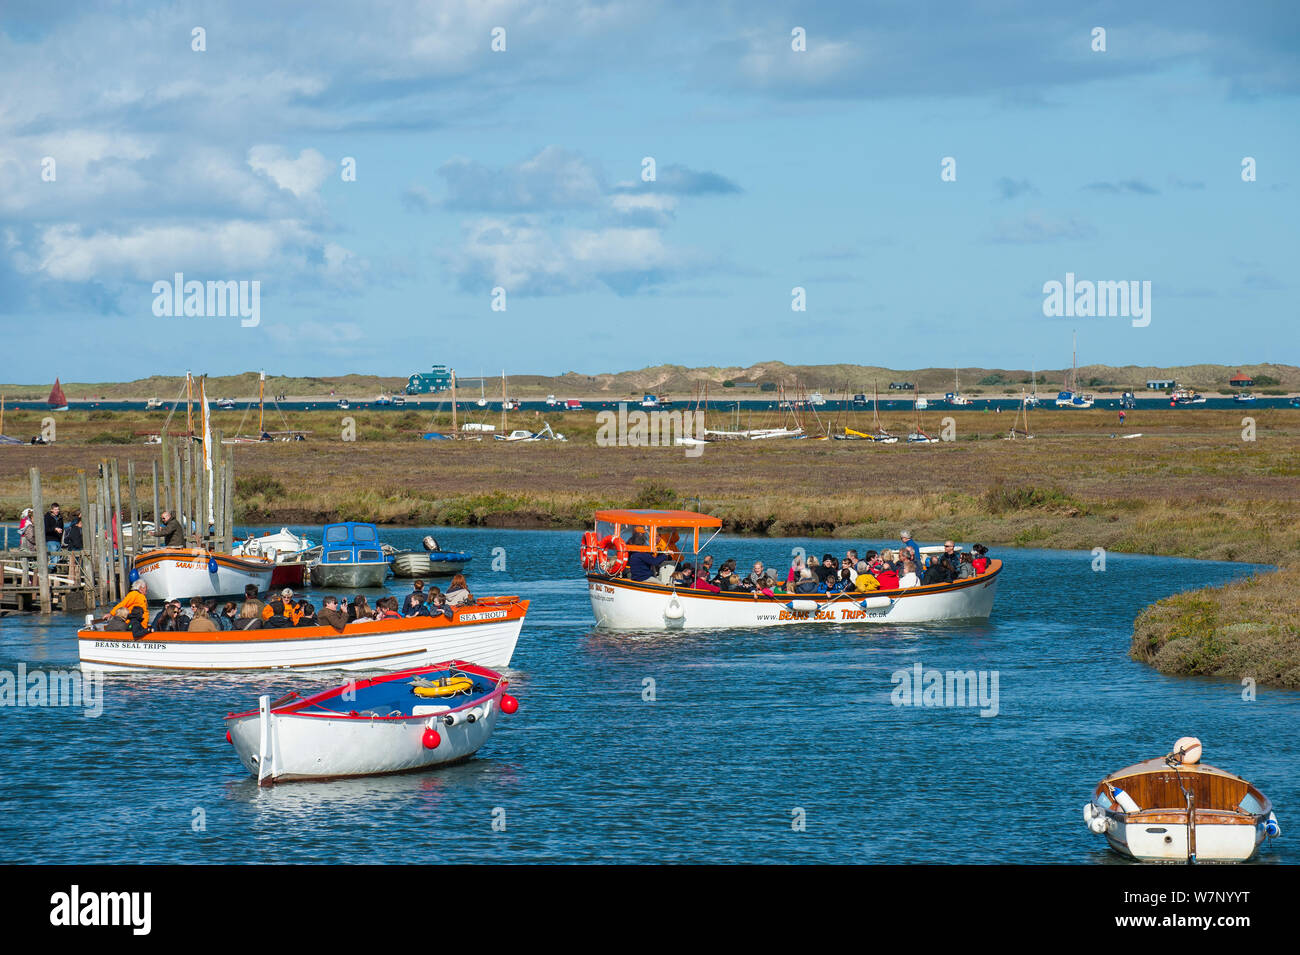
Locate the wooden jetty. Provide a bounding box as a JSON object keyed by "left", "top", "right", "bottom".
{"left": 0, "top": 432, "right": 237, "bottom": 615}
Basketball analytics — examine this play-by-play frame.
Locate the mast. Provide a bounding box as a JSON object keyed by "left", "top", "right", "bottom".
{"left": 450, "top": 368, "right": 458, "bottom": 435}
{"left": 258, "top": 371, "right": 265, "bottom": 434}
{"left": 501, "top": 369, "right": 507, "bottom": 433}
{"left": 1071, "top": 332, "right": 1078, "bottom": 392}
{"left": 186, "top": 371, "right": 193, "bottom": 436}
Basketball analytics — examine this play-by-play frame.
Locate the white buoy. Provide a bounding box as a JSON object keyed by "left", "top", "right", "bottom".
{"left": 1113, "top": 787, "right": 1140, "bottom": 813}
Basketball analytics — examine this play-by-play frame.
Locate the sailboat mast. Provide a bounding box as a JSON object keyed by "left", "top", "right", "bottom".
{"left": 501, "top": 369, "right": 507, "bottom": 433}
{"left": 450, "top": 369, "right": 458, "bottom": 435}
{"left": 186, "top": 371, "right": 193, "bottom": 436}
{"left": 258, "top": 371, "right": 265, "bottom": 434}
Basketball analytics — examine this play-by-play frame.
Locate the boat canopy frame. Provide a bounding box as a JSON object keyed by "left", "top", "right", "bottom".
{"left": 592, "top": 509, "right": 723, "bottom": 556}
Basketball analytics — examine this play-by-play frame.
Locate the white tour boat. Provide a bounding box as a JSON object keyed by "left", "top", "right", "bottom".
{"left": 1083, "top": 737, "right": 1281, "bottom": 864}
{"left": 134, "top": 547, "right": 276, "bottom": 601}
{"left": 580, "top": 509, "right": 1000, "bottom": 630}
{"left": 78, "top": 596, "right": 528, "bottom": 672}
{"left": 225, "top": 661, "right": 519, "bottom": 785}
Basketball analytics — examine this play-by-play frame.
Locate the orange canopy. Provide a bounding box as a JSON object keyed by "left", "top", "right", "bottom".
{"left": 593, "top": 509, "right": 721, "bottom": 528}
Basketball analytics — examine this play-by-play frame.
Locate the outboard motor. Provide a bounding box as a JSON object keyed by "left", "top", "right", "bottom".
{"left": 422, "top": 536, "right": 439, "bottom": 553}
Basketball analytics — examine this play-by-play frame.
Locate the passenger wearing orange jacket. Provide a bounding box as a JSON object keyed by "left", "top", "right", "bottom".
{"left": 108, "top": 581, "right": 149, "bottom": 620}
{"left": 262, "top": 588, "right": 302, "bottom": 624}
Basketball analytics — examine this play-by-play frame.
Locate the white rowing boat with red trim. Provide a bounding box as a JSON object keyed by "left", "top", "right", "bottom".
{"left": 581, "top": 509, "right": 1000, "bottom": 630}
{"left": 225, "top": 661, "right": 519, "bottom": 784}
{"left": 134, "top": 547, "right": 275, "bottom": 601}
{"left": 77, "top": 597, "right": 528, "bottom": 672}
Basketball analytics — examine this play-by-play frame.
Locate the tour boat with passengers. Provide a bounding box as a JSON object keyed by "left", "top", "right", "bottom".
{"left": 1083, "top": 738, "right": 1280, "bottom": 863}
{"left": 580, "top": 509, "right": 1000, "bottom": 630}
{"left": 77, "top": 596, "right": 528, "bottom": 672}
{"left": 224, "top": 661, "right": 519, "bottom": 784}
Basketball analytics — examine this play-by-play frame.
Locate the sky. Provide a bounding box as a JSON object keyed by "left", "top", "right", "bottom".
{"left": 1, "top": 0, "right": 1297, "bottom": 383}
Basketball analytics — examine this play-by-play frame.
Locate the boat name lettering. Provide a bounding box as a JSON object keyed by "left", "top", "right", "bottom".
{"left": 94, "top": 641, "right": 167, "bottom": 650}
{"left": 458, "top": 609, "right": 508, "bottom": 622}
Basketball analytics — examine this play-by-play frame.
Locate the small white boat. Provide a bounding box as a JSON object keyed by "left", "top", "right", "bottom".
{"left": 232, "top": 528, "right": 316, "bottom": 561}
{"left": 375, "top": 394, "right": 393, "bottom": 406}
{"left": 80, "top": 598, "right": 528, "bottom": 672}
{"left": 390, "top": 542, "right": 472, "bottom": 578}
{"left": 225, "top": 661, "right": 519, "bottom": 785}
{"left": 336, "top": 399, "right": 350, "bottom": 410}
{"left": 1084, "top": 738, "right": 1281, "bottom": 864}
{"left": 392, "top": 395, "right": 406, "bottom": 407}
{"left": 134, "top": 547, "right": 275, "bottom": 601}
{"left": 216, "top": 398, "right": 236, "bottom": 410}
{"left": 545, "top": 394, "right": 558, "bottom": 406}
{"left": 1233, "top": 392, "right": 1256, "bottom": 403}
{"left": 1171, "top": 388, "right": 1206, "bottom": 405}
{"left": 145, "top": 398, "right": 164, "bottom": 410}
{"left": 914, "top": 397, "right": 929, "bottom": 410}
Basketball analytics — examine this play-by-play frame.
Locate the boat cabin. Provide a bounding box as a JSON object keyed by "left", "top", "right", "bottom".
{"left": 320, "top": 522, "right": 384, "bottom": 566}
{"left": 593, "top": 509, "right": 722, "bottom": 557}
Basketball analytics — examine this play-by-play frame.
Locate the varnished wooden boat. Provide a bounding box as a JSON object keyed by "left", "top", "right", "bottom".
{"left": 1084, "top": 738, "right": 1281, "bottom": 863}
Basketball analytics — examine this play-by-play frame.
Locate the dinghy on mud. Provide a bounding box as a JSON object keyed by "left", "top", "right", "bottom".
{"left": 581, "top": 509, "right": 1000, "bottom": 630}
{"left": 225, "top": 661, "right": 519, "bottom": 785}
{"left": 1084, "top": 737, "right": 1281, "bottom": 863}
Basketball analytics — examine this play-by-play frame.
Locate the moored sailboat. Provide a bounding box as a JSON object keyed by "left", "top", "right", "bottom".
{"left": 48, "top": 378, "right": 69, "bottom": 412}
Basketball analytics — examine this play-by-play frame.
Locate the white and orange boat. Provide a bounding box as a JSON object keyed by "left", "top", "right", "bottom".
{"left": 77, "top": 597, "right": 528, "bottom": 672}
{"left": 133, "top": 547, "right": 277, "bottom": 602}
{"left": 1084, "top": 738, "right": 1281, "bottom": 863}
{"left": 581, "top": 509, "right": 1000, "bottom": 630}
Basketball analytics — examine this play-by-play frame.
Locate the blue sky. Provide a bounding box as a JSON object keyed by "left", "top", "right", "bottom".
{"left": 1, "top": 1, "right": 1296, "bottom": 382}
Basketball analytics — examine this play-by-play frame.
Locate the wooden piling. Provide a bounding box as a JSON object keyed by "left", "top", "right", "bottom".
{"left": 151, "top": 460, "right": 160, "bottom": 526}
{"left": 29, "top": 467, "right": 51, "bottom": 614}
{"left": 77, "top": 469, "right": 93, "bottom": 604}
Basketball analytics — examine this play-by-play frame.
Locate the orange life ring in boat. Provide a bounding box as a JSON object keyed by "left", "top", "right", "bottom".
{"left": 579, "top": 531, "right": 603, "bottom": 571}
{"left": 595, "top": 535, "right": 629, "bottom": 576}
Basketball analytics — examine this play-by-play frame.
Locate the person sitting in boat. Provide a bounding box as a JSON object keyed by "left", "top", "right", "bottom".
{"left": 625, "top": 526, "right": 650, "bottom": 547}
{"left": 874, "top": 561, "right": 900, "bottom": 591}
{"left": 238, "top": 584, "right": 264, "bottom": 617}
{"left": 922, "top": 555, "right": 954, "bottom": 586}
{"left": 376, "top": 597, "right": 402, "bottom": 620}
{"left": 744, "top": 561, "right": 767, "bottom": 589}
{"left": 295, "top": 601, "right": 317, "bottom": 627}
{"left": 899, "top": 530, "right": 920, "bottom": 564}
{"left": 955, "top": 552, "right": 975, "bottom": 580}
{"left": 445, "top": 574, "right": 473, "bottom": 607}
{"left": 187, "top": 603, "right": 220, "bottom": 632}
{"left": 786, "top": 555, "right": 806, "bottom": 586}
{"left": 817, "top": 570, "right": 849, "bottom": 594}
{"left": 898, "top": 560, "right": 921, "bottom": 588}
{"left": 841, "top": 549, "right": 859, "bottom": 578}
{"left": 149, "top": 599, "right": 187, "bottom": 632}
{"left": 104, "top": 607, "right": 130, "bottom": 632}
{"left": 126, "top": 606, "right": 151, "bottom": 640}
{"left": 853, "top": 561, "right": 881, "bottom": 592}
{"left": 670, "top": 562, "right": 694, "bottom": 587}
{"left": 628, "top": 544, "right": 671, "bottom": 582}
{"left": 348, "top": 596, "right": 372, "bottom": 621}
{"left": 970, "top": 544, "right": 989, "bottom": 574}
{"left": 757, "top": 572, "right": 781, "bottom": 597}
{"left": 793, "top": 566, "right": 819, "bottom": 595}
{"left": 401, "top": 579, "right": 427, "bottom": 615}
{"left": 218, "top": 601, "right": 239, "bottom": 629}
{"left": 262, "top": 588, "right": 299, "bottom": 623}
{"left": 151, "top": 510, "right": 185, "bottom": 548}
{"left": 691, "top": 565, "right": 721, "bottom": 592}
{"left": 263, "top": 600, "right": 294, "bottom": 629}
{"left": 104, "top": 579, "right": 148, "bottom": 623}
{"left": 814, "top": 555, "right": 841, "bottom": 586}
{"left": 426, "top": 592, "right": 454, "bottom": 620}
{"left": 318, "top": 596, "right": 349, "bottom": 632}
{"left": 697, "top": 554, "right": 715, "bottom": 581}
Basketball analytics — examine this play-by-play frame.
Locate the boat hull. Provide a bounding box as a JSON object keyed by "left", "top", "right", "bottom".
{"left": 309, "top": 560, "right": 389, "bottom": 588}
{"left": 270, "top": 561, "right": 306, "bottom": 589}
{"left": 588, "top": 561, "right": 1000, "bottom": 630}
{"left": 390, "top": 552, "right": 469, "bottom": 578}
{"left": 227, "top": 696, "right": 501, "bottom": 783}
{"left": 134, "top": 548, "right": 275, "bottom": 601}
{"left": 78, "top": 600, "right": 528, "bottom": 672}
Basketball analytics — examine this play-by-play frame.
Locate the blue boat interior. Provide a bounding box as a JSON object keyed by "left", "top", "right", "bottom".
{"left": 288, "top": 667, "right": 498, "bottom": 717}
{"left": 427, "top": 551, "right": 471, "bottom": 562}
{"left": 321, "top": 521, "right": 386, "bottom": 565}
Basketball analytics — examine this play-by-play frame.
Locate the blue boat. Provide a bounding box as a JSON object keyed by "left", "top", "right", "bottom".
{"left": 309, "top": 522, "right": 390, "bottom": 589}
{"left": 390, "top": 536, "right": 473, "bottom": 578}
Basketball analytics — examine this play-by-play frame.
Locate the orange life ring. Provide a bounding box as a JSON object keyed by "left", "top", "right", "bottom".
{"left": 579, "top": 531, "right": 602, "bottom": 572}
{"left": 595, "top": 535, "right": 629, "bottom": 576}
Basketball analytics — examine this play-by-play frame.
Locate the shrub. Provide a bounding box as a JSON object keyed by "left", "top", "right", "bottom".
{"left": 631, "top": 481, "right": 678, "bottom": 508}
{"left": 236, "top": 474, "right": 287, "bottom": 498}
{"left": 759, "top": 382, "right": 777, "bottom": 392}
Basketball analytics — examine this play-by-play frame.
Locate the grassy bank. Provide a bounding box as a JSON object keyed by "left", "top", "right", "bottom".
{"left": 1131, "top": 565, "right": 1300, "bottom": 689}
{"left": 3, "top": 409, "right": 1297, "bottom": 686}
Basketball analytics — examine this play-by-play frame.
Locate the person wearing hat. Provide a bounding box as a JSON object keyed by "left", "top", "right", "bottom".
{"left": 18, "top": 508, "right": 35, "bottom": 551}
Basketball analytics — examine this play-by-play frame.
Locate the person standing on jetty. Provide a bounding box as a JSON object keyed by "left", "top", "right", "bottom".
{"left": 152, "top": 510, "right": 185, "bottom": 547}
{"left": 43, "top": 503, "right": 64, "bottom": 569}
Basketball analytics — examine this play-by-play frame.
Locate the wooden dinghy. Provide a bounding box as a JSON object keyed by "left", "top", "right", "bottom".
{"left": 1084, "top": 737, "right": 1281, "bottom": 863}
{"left": 77, "top": 597, "right": 528, "bottom": 672}
{"left": 225, "top": 661, "right": 519, "bottom": 785}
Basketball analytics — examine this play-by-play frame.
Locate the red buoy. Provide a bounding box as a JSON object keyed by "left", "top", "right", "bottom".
{"left": 422, "top": 728, "right": 441, "bottom": 749}
{"left": 225, "top": 730, "right": 232, "bottom": 743}
{"left": 500, "top": 694, "right": 519, "bottom": 714}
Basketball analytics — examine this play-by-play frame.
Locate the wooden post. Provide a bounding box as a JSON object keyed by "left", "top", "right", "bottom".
{"left": 111, "top": 458, "right": 128, "bottom": 598}
{"left": 97, "top": 466, "right": 111, "bottom": 605}
{"left": 151, "top": 460, "right": 160, "bottom": 526}
{"left": 127, "top": 459, "right": 139, "bottom": 561}
{"left": 212, "top": 430, "right": 224, "bottom": 551}
{"left": 160, "top": 435, "right": 171, "bottom": 523}
{"left": 224, "top": 457, "right": 235, "bottom": 549}
{"left": 181, "top": 444, "right": 193, "bottom": 547}
{"left": 29, "top": 468, "right": 51, "bottom": 614}
{"left": 77, "top": 468, "right": 93, "bottom": 604}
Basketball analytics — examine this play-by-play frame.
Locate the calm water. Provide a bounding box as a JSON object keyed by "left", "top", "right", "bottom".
{"left": 0, "top": 528, "right": 1294, "bottom": 864}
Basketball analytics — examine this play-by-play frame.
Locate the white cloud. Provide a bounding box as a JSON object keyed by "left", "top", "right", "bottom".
{"left": 247, "top": 146, "right": 332, "bottom": 200}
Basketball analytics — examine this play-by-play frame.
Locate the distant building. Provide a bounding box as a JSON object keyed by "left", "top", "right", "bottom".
{"left": 406, "top": 365, "right": 453, "bottom": 394}
{"left": 889, "top": 382, "right": 915, "bottom": 390}
{"left": 1229, "top": 371, "right": 1254, "bottom": 387}
{"left": 1146, "top": 378, "right": 1176, "bottom": 390}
